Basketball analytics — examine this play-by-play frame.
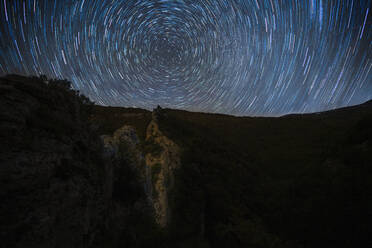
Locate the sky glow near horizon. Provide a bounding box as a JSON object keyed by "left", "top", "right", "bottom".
{"left": 0, "top": 0, "right": 371, "bottom": 116}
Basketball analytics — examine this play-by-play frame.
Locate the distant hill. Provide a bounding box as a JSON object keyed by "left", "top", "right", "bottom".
{"left": 1, "top": 74, "right": 371, "bottom": 248}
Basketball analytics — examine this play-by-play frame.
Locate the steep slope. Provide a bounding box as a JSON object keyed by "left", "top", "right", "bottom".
{"left": 100, "top": 124, "right": 162, "bottom": 247}
{"left": 145, "top": 107, "right": 181, "bottom": 227}
{"left": 0, "top": 75, "right": 160, "bottom": 248}
{"left": 0, "top": 75, "right": 105, "bottom": 248}
{"left": 156, "top": 103, "right": 372, "bottom": 248}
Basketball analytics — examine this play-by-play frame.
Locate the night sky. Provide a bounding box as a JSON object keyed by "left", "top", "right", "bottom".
{"left": 0, "top": 0, "right": 371, "bottom": 116}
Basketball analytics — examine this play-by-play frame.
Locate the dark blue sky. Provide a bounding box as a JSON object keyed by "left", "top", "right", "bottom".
{"left": 0, "top": 0, "right": 371, "bottom": 116}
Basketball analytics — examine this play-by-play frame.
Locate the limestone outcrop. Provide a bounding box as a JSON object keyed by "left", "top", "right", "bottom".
{"left": 145, "top": 108, "right": 180, "bottom": 227}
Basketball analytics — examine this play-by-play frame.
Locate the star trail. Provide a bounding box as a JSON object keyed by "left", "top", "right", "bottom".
{"left": 0, "top": 0, "right": 371, "bottom": 116}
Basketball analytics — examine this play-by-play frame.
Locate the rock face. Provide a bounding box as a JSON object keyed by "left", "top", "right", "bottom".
{"left": 101, "top": 124, "right": 151, "bottom": 206}
{"left": 0, "top": 76, "right": 107, "bottom": 248}
{"left": 101, "top": 125, "right": 143, "bottom": 175}
{"left": 0, "top": 75, "right": 157, "bottom": 248}
{"left": 100, "top": 125, "right": 155, "bottom": 247}
{"left": 99, "top": 107, "right": 182, "bottom": 229}
{"left": 145, "top": 109, "right": 180, "bottom": 227}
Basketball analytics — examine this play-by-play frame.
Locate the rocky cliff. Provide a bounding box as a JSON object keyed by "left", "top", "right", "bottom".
{"left": 145, "top": 108, "right": 180, "bottom": 227}
{"left": 0, "top": 75, "right": 160, "bottom": 248}
{"left": 0, "top": 75, "right": 108, "bottom": 247}
{"left": 100, "top": 107, "right": 182, "bottom": 229}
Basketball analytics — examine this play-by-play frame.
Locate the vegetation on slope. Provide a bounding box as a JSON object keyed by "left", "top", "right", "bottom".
{"left": 1, "top": 74, "right": 371, "bottom": 248}
{"left": 0, "top": 75, "right": 162, "bottom": 248}
{"left": 157, "top": 104, "right": 372, "bottom": 248}
{"left": 90, "top": 105, "right": 151, "bottom": 142}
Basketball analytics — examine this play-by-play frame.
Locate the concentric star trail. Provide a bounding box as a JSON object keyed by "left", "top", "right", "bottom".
{"left": 0, "top": 0, "right": 371, "bottom": 116}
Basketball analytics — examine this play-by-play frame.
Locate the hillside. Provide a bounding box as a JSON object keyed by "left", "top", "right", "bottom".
{"left": 155, "top": 104, "right": 372, "bottom": 247}
{"left": 0, "top": 75, "right": 161, "bottom": 248}
{"left": 1, "top": 75, "right": 371, "bottom": 248}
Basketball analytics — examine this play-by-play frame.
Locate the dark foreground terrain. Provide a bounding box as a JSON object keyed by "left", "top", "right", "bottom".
{"left": 1, "top": 75, "right": 371, "bottom": 248}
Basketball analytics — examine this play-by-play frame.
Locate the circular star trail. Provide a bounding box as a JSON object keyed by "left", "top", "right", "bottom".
{"left": 0, "top": 0, "right": 371, "bottom": 116}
